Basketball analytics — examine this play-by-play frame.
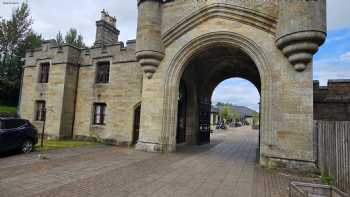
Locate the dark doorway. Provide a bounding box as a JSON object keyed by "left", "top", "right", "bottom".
{"left": 199, "top": 97, "right": 211, "bottom": 144}
{"left": 132, "top": 104, "right": 141, "bottom": 145}
{"left": 177, "top": 80, "right": 187, "bottom": 144}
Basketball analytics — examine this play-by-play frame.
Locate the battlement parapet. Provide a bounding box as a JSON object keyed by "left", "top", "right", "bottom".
{"left": 314, "top": 80, "right": 350, "bottom": 103}
{"left": 24, "top": 38, "right": 137, "bottom": 68}
{"left": 80, "top": 41, "right": 136, "bottom": 67}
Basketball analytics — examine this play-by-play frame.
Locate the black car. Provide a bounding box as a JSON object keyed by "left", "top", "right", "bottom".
{"left": 0, "top": 118, "right": 38, "bottom": 154}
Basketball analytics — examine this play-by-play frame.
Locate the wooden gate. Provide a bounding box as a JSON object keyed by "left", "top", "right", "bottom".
{"left": 199, "top": 97, "right": 211, "bottom": 145}
{"left": 315, "top": 121, "right": 350, "bottom": 194}
{"left": 176, "top": 81, "right": 187, "bottom": 144}
{"left": 132, "top": 104, "right": 141, "bottom": 145}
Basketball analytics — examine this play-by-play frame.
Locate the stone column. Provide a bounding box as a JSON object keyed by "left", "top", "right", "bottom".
{"left": 263, "top": 0, "right": 327, "bottom": 168}
{"left": 276, "top": 0, "right": 326, "bottom": 72}
{"left": 136, "top": 0, "right": 164, "bottom": 79}
{"left": 135, "top": 0, "right": 165, "bottom": 152}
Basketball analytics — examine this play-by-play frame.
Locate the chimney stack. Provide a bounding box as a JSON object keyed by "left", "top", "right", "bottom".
{"left": 94, "top": 9, "right": 120, "bottom": 46}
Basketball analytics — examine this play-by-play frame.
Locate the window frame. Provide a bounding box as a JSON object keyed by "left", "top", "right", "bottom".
{"left": 38, "top": 62, "right": 50, "bottom": 83}
{"left": 93, "top": 103, "right": 106, "bottom": 125}
{"left": 95, "top": 61, "right": 110, "bottom": 84}
{"left": 35, "top": 100, "right": 46, "bottom": 121}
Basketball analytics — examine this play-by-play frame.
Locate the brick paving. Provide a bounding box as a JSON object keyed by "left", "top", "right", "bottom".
{"left": 0, "top": 127, "right": 318, "bottom": 197}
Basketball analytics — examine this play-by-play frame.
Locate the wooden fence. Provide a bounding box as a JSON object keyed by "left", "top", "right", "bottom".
{"left": 314, "top": 121, "right": 350, "bottom": 194}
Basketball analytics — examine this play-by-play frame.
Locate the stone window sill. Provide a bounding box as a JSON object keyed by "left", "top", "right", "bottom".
{"left": 94, "top": 83, "right": 109, "bottom": 87}
{"left": 33, "top": 120, "right": 44, "bottom": 123}
{"left": 91, "top": 124, "right": 106, "bottom": 129}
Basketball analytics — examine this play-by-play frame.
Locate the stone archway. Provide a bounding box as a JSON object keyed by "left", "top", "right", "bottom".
{"left": 161, "top": 32, "right": 273, "bottom": 164}
{"left": 136, "top": 0, "right": 326, "bottom": 169}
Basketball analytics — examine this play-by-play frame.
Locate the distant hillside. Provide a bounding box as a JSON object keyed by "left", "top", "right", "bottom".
{"left": 231, "top": 105, "right": 257, "bottom": 117}
{"left": 214, "top": 103, "right": 257, "bottom": 118}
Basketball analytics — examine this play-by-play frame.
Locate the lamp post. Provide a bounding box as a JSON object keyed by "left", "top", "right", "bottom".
{"left": 40, "top": 107, "right": 46, "bottom": 147}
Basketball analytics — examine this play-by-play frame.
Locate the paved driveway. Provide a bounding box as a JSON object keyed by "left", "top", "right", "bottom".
{"left": 0, "top": 127, "right": 317, "bottom": 197}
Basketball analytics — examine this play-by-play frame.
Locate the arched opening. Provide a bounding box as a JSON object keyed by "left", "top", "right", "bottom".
{"left": 211, "top": 78, "right": 261, "bottom": 156}
{"left": 161, "top": 32, "right": 272, "bottom": 156}
{"left": 176, "top": 45, "right": 261, "bottom": 148}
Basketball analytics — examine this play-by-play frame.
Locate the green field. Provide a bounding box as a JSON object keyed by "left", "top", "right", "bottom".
{"left": 35, "top": 139, "right": 100, "bottom": 152}
{"left": 0, "top": 105, "right": 17, "bottom": 114}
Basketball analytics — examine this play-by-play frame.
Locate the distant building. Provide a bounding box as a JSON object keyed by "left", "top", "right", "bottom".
{"left": 212, "top": 104, "right": 258, "bottom": 127}
{"left": 210, "top": 106, "right": 221, "bottom": 130}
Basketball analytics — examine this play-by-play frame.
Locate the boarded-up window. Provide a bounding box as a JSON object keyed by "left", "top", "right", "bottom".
{"left": 38, "top": 63, "right": 50, "bottom": 83}
{"left": 35, "top": 101, "right": 46, "bottom": 121}
{"left": 93, "top": 103, "right": 106, "bottom": 125}
{"left": 95, "top": 62, "right": 110, "bottom": 83}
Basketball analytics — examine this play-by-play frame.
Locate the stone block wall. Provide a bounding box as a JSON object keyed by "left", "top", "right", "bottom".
{"left": 314, "top": 80, "right": 350, "bottom": 121}
{"left": 72, "top": 42, "right": 143, "bottom": 145}
{"left": 20, "top": 41, "right": 78, "bottom": 138}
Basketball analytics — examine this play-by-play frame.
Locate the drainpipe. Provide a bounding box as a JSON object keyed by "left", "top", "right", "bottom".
{"left": 17, "top": 59, "right": 25, "bottom": 118}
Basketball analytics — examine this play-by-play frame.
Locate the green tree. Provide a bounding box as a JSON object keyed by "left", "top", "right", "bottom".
{"left": 218, "top": 103, "right": 242, "bottom": 123}
{"left": 252, "top": 111, "right": 260, "bottom": 126}
{"left": 231, "top": 106, "right": 241, "bottom": 121}
{"left": 0, "top": 3, "right": 42, "bottom": 105}
{"left": 57, "top": 28, "right": 85, "bottom": 48}
{"left": 56, "top": 31, "right": 63, "bottom": 46}
{"left": 220, "top": 106, "right": 233, "bottom": 122}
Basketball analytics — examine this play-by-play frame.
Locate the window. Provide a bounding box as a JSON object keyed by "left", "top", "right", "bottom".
{"left": 1, "top": 119, "right": 26, "bottom": 129}
{"left": 93, "top": 103, "right": 106, "bottom": 125}
{"left": 95, "top": 62, "right": 110, "bottom": 83}
{"left": 38, "top": 63, "right": 50, "bottom": 83}
{"left": 35, "top": 101, "right": 46, "bottom": 121}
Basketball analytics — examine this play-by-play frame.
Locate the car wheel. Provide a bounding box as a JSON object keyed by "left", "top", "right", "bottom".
{"left": 21, "top": 139, "right": 33, "bottom": 153}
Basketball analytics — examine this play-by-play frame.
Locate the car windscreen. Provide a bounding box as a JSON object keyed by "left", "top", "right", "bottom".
{"left": 1, "top": 119, "right": 26, "bottom": 130}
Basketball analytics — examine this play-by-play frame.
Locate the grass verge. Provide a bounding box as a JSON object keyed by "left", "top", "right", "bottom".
{"left": 35, "top": 139, "right": 99, "bottom": 152}
{"left": 0, "top": 105, "right": 17, "bottom": 114}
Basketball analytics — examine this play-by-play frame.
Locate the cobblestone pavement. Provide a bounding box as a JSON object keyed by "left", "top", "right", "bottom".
{"left": 0, "top": 127, "right": 318, "bottom": 197}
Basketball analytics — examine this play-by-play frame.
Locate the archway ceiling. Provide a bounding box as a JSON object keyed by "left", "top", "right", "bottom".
{"left": 185, "top": 46, "right": 261, "bottom": 96}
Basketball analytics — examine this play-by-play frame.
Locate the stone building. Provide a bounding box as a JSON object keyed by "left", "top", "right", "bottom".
{"left": 20, "top": 11, "right": 142, "bottom": 145}
{"left": 314, "top": 80, "right": 350, "bottom": 121}
{"left": 210, "top": 106, "right": 220, "bottom": 130}
{"left": 20, "top": 0, "right": 327, "bottom": 168}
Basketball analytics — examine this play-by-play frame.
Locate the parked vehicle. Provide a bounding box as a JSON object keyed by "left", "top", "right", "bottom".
{"left": 216, "top": 122, "right": 227, "bottom": 130}
{"left": 0, "top": 118, "right": 38, "bottom": 154}
{"left": 235, "top": 122, "right": 242, "bottom": 127}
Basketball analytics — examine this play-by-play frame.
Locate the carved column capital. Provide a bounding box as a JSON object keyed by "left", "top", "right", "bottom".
{"left": 276, "top": 31, "right": 326, "bottom": 71}
{"left": 276, "top": 0, "right": 326, "bottom": 71}
{"left": 136, "top": 0, "right": 164, "bottom": 79}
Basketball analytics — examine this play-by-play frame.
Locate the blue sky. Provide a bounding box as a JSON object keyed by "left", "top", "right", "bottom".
{"left": 313, "top": 27, "right": 350, "bottom": 85}
{"left": 1, "top": 0, "right": 349, "bottom": 112}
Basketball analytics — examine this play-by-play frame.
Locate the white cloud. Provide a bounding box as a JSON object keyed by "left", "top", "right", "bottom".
{"left": 0, "top": 0, "right": 348, "bottom": 45}
{"left": 327, "top": 0, "right": 350, "bottom": 30}
{"left": 1, "top": 0, "right": 349, "bottom": 102}
{"left": 340, "top": 52, "right": 350, "bottom": 61}
{"left": 314, "top": 53, "right": 350, "bottom": 85}
{"left": 212, "top": 79, "right": 260, "bottom": 111}
{"left": 0, "top": 0, "right": 137, "bottom": 45}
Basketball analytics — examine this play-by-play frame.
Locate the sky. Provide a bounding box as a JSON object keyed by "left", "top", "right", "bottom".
{"left": 0, "top": 0, "right": 349, "bottom": 111}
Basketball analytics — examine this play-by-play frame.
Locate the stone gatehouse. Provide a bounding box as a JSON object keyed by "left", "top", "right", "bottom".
{"left": 20, "top": 0, "right": 327, "bottom": 168}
